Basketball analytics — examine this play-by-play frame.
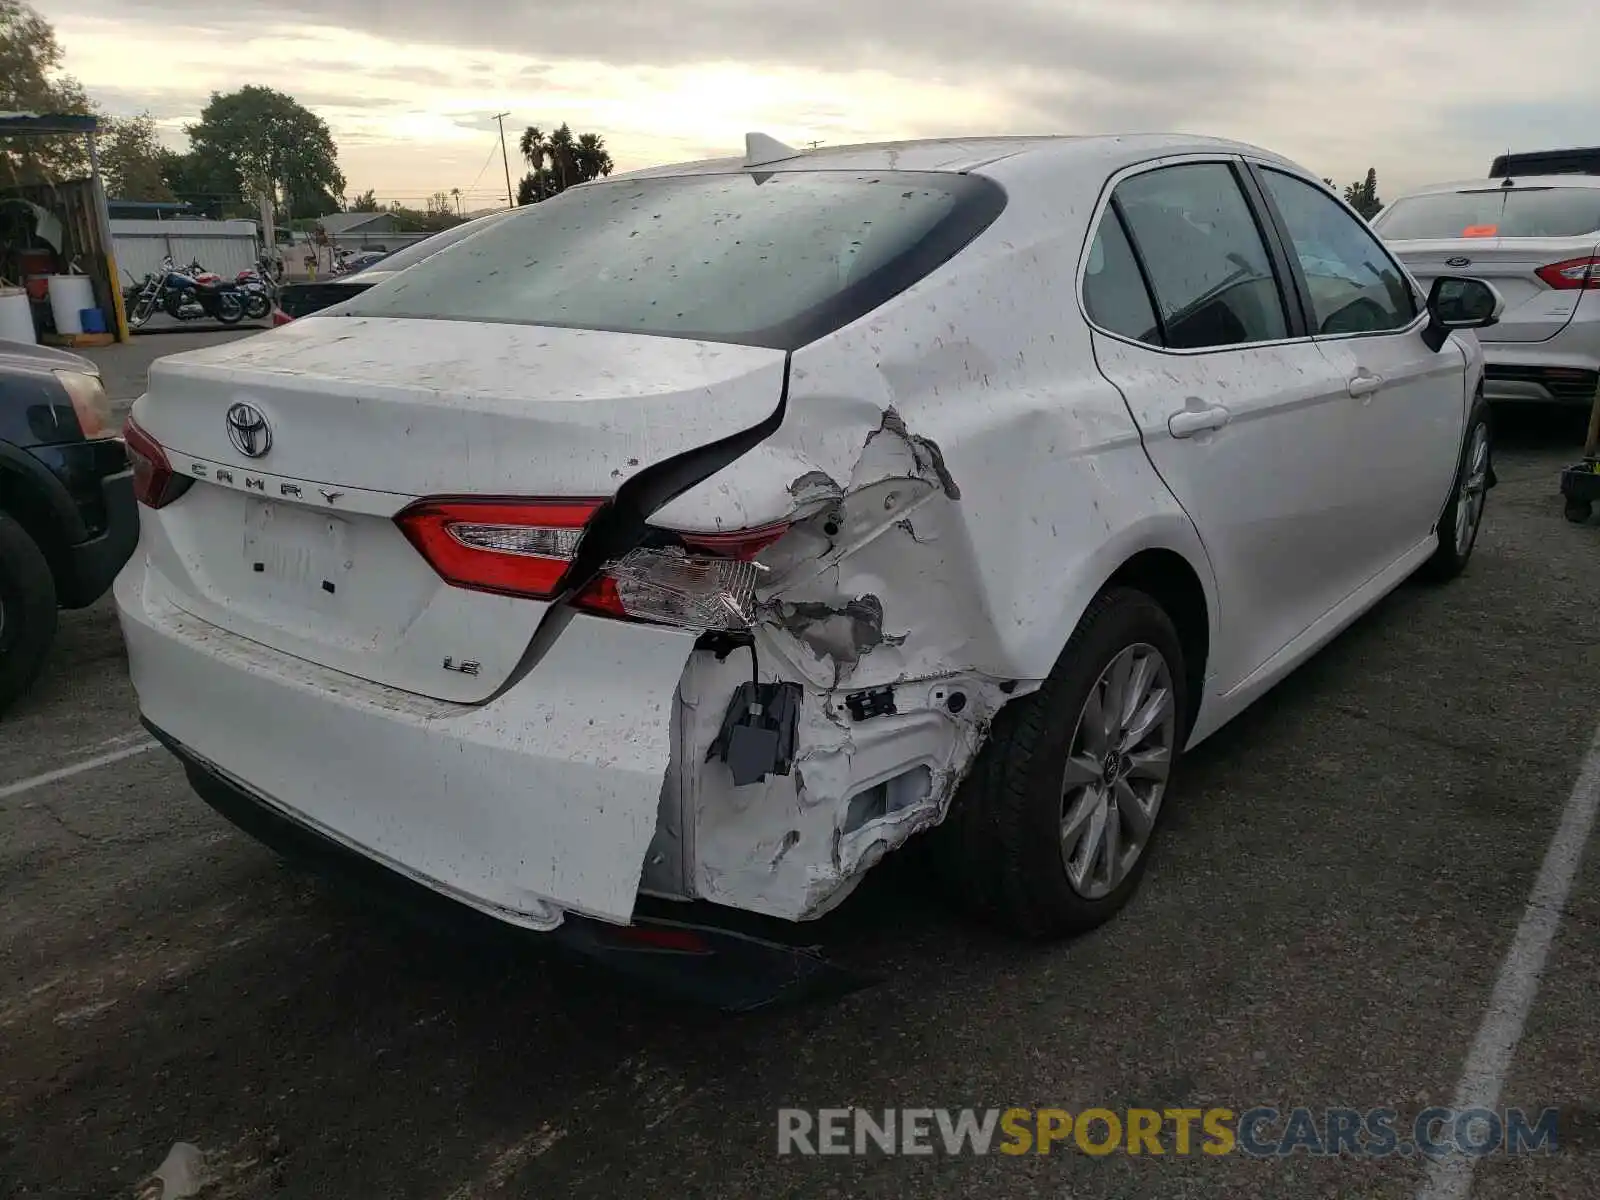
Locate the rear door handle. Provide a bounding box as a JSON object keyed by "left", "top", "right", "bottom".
{"left": 1168, "top": 405, "right": 1231, "bottom": 438}
{"left": 1348, "top": 371, "right": 1384, "bottom": 398}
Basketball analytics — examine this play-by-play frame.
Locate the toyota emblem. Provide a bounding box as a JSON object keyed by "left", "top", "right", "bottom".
{"left": 225, "top": 402, "right": 272, "bottom": 458}
{"left": 1446, "top": 256, "right": 1472, "bottom": 268}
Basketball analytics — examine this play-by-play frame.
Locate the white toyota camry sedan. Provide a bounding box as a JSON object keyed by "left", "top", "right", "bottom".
{"left": 115, "top": 133, "right": 1502, "bottom": 989}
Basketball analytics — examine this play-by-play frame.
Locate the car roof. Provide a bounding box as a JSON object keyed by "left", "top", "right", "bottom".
{"left": 0, "top": 337, "right": 96, "bottom": 377}
{"left": 600, "top": 133, "right": 1303, "bottom": 184}
{"left": 1392, "top": 175, "right": 1600, "bottom": 199}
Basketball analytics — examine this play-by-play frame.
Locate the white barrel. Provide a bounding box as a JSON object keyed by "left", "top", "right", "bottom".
{"left": 0, "top": 287, "right": 36, "bottom": 344}
{"left": 47, "top": 275, "right": 96, "bottom": 336}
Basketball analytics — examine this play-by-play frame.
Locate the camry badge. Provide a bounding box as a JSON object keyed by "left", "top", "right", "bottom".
{"left": 226, "top": 402, "right": 272, "bottom": 458}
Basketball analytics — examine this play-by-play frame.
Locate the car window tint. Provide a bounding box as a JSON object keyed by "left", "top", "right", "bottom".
{"left": 1114, "top": 164, "right": 1288, "bottom": 350}
{"left": 1260, "top": 169, "right": 1418, "bottom": 336}
{"left": 1083, "top": 208, "right": 1161, "bottom": 344}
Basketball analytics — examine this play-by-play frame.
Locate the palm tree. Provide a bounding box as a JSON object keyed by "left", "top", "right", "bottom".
{"left": 519, "top": 125, "right": 547, "bottom": 173}
{"left": 574, "top": 133, "right": 614, "bottom": 182}
{"left": 515, "top": 123, "right": 614, "bottom": 204}
{"left": 546, "top": 124, "right": 577, "bottom": 192}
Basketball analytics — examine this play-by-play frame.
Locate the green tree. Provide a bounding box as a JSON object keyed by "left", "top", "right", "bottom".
{"left": 516, "top": 123, "right": 613, "bottom": 205}
{"left": 0, "top": 0, "right": 94, "bottom": 184}
{"left": 98, "top": 113, "right": 174, "bottom": 201}
{"left": 347, "top": 188, "right": 380, "bottom": 212}
{"left": 1343, "top": 168, "right": 1383, "bottom": 219}
{"left": 185, "top": 86, "right": 346, "bottom": 220}
{"left": 157, "top": 148, "right": 238, "bottom": 218}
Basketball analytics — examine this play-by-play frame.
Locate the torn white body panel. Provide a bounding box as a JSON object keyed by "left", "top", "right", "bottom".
{"left": 657, "top": 644, "right": 1007, "bottom": 920}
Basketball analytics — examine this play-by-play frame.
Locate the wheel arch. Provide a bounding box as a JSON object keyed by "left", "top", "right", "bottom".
{"left": 1017, "top": 522, "right": 1219, "bottom": 738}
{"left": 0, "top": 446, "right": 83, "bottom": 583}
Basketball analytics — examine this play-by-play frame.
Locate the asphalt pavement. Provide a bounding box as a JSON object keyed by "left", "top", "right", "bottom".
{"left": 1, "top": 358, "right": 1596, "bottom": 1198}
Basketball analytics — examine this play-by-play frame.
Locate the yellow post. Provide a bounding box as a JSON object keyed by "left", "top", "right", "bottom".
{"left": 106, "top": 251, "right": 130, "bottom": 342}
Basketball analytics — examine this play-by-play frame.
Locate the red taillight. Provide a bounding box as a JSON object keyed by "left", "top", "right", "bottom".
{"left": 395, "top": 499, "right": 605, "bottom": 600}
{"left": 1536, "top": 256, "right": 1600, "bottom": 290}
{"left": 397, "top": 496, "right": 791, "bottom": 630}
{"left": 123, "top": 416, "right": 192, "bottom": 509}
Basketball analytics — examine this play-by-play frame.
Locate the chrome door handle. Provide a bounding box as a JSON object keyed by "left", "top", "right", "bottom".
{"left": 1348, "top": 371, "right": 1384, "bottom": 398}
{"left": 1168, "top": 405, "right": 1231, "bottom": 438}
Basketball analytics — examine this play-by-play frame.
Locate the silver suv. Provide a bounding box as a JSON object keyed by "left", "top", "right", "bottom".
{"left": 1374, "top": 175, "right": 1600, "bottom": 407}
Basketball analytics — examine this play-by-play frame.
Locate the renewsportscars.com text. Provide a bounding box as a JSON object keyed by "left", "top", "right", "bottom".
{"left": 777, "top": 1106, "right": 1560, "bottom": 1158}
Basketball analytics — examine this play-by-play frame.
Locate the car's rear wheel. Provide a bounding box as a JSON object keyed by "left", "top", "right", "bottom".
{"left": 1419, "top": 397, "right": 1492, "bottom": 582}
{"left": 0, "top": 510, "right": 59, "bottom": 717}
{"left": 931, "top": 587, "right": 1188, "bottom": 939}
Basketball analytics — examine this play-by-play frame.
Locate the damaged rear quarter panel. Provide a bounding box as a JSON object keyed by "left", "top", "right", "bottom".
{"left": 645, "top": 164, "right": 1220, "bottom": 921}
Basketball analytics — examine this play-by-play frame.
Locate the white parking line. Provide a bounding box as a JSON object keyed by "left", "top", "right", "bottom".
{"left": 0, "top": 740, "right": 159, "bottom": 802}
{"left": 1417, "top": 723, "right": 1600, "bottom": 1200}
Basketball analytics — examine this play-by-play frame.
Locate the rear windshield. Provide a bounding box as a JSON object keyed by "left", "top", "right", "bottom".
{"left": 340, "top": 171, "right": 1006, "bottom": 349}
{"left": 1375, "top": 187, "right": 1600, "bottom": 240}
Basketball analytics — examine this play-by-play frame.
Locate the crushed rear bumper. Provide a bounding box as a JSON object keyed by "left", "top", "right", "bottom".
{"left": 146, "top": 718, "right": 869, "bottom": 1011}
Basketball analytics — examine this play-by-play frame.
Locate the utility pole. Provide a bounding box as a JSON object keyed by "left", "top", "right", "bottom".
{"left": 451, "top": 187, "right": 462, "bottom": 217}
{"left": 494, "top": 112, "right": 514, "bottom": 207}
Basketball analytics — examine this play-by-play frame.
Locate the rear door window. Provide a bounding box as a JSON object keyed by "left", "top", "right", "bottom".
{"left": 1113, "top": 163, "right": 1290, "bottom": 350}
{"left": 1376, "top": 188, "right": 1600, "bottom": 240}
{"left": 341, "top": 172, "right": 1006, "bottom": 350}
{"left": 1260, "top": 168, "right": 1418, "bottom": 335}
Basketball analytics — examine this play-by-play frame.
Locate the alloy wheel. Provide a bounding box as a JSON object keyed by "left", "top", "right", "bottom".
{"left": 1454, "top": 422, "right": 1490, "bottom": 557}
{"left": 1059, "top": 642, "right": 1177, "bottom": 900}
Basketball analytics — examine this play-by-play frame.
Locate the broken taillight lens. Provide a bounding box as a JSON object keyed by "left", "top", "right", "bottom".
{"left": 1535, "top": 256, "right": 1600, "bottom": 290}
{"left": 123, "top": 416, "right": 192, "bottom": 509}
{"left": 395, "top": 499, "right": 605, "bottom": 599}
{"left": 573, "top": 520, "right": 790, "bottom": 630}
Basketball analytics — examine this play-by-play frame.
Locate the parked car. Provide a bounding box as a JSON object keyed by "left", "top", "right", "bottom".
{"left": 1373, "top": 173, "right": 1600, "bottom": 407}
{"left": 276, "top": 210, "right": 518, "bottom": 319}
{"left": 0, "top": 340, "right": 136, "bottom": 714}
{"left": 115, "top": 134, "right": 1501, "bottom": 997}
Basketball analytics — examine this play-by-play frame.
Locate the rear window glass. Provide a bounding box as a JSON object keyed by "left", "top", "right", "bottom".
{"left": 1375, "top": 188, "right": 1600, "bottom": 240}
{"left": 340, "top": 171, "right": 1005, "bottom": 349}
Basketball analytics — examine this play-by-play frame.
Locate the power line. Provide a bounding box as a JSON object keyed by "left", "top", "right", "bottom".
{"left": 464, "top": 129, "right": 504, "bottom": 196}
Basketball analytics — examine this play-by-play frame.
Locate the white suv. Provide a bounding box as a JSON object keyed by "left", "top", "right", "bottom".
{"left": 1374, "top": 174, "right": 1600, "bottom": 407}
{"left": 115, "top": 134, "right": 1500, "bottom": 990}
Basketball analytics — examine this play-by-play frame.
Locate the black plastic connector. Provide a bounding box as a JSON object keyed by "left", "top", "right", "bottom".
{"left": 844, "top": 686, "right": 897, "bottom": 722}
{"left": 708, "top": 681, "right": 803, "bottom": 786}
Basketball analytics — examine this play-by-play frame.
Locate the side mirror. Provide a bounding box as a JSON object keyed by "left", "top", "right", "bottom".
{"left": 1422, "top": 276, "right": 1505, "bottom": 352}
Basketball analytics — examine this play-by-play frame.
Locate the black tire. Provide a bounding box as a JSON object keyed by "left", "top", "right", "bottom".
{"left": 214, "top": 293, "right": 245, "bottom": 325}
{"left": 1565, "top": 500, "right": 1591, "bottom": 525}
{"left": 1419, "top": 397, "right": 1493, "bottom": 582}
{"left": 929, "top": 586, "right": 1189, "bottom": 939}
{"left": 0, "top": 510, "right": 59, "bottom": 717}
{"left": 244, "top": 293, "right": 271, "bottom": 320}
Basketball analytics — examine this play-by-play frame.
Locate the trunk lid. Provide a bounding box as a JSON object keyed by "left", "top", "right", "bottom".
{"left": 1389, "top": 235, "right": 1600, "bottom": 343}
{"left": 133, "top": 316, "right": 786, "bottom": 703}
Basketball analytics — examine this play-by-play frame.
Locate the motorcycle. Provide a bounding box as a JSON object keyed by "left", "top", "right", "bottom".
{"left": 126, "top": 256, "right": 246, "bottom": 329}
{"left": 232, "top": 257, "right": 282, "bottom": 321}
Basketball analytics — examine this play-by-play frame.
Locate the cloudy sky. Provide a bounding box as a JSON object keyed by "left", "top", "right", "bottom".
{"left": 34, "top": 0, "right": 1600, "bottom": 208}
